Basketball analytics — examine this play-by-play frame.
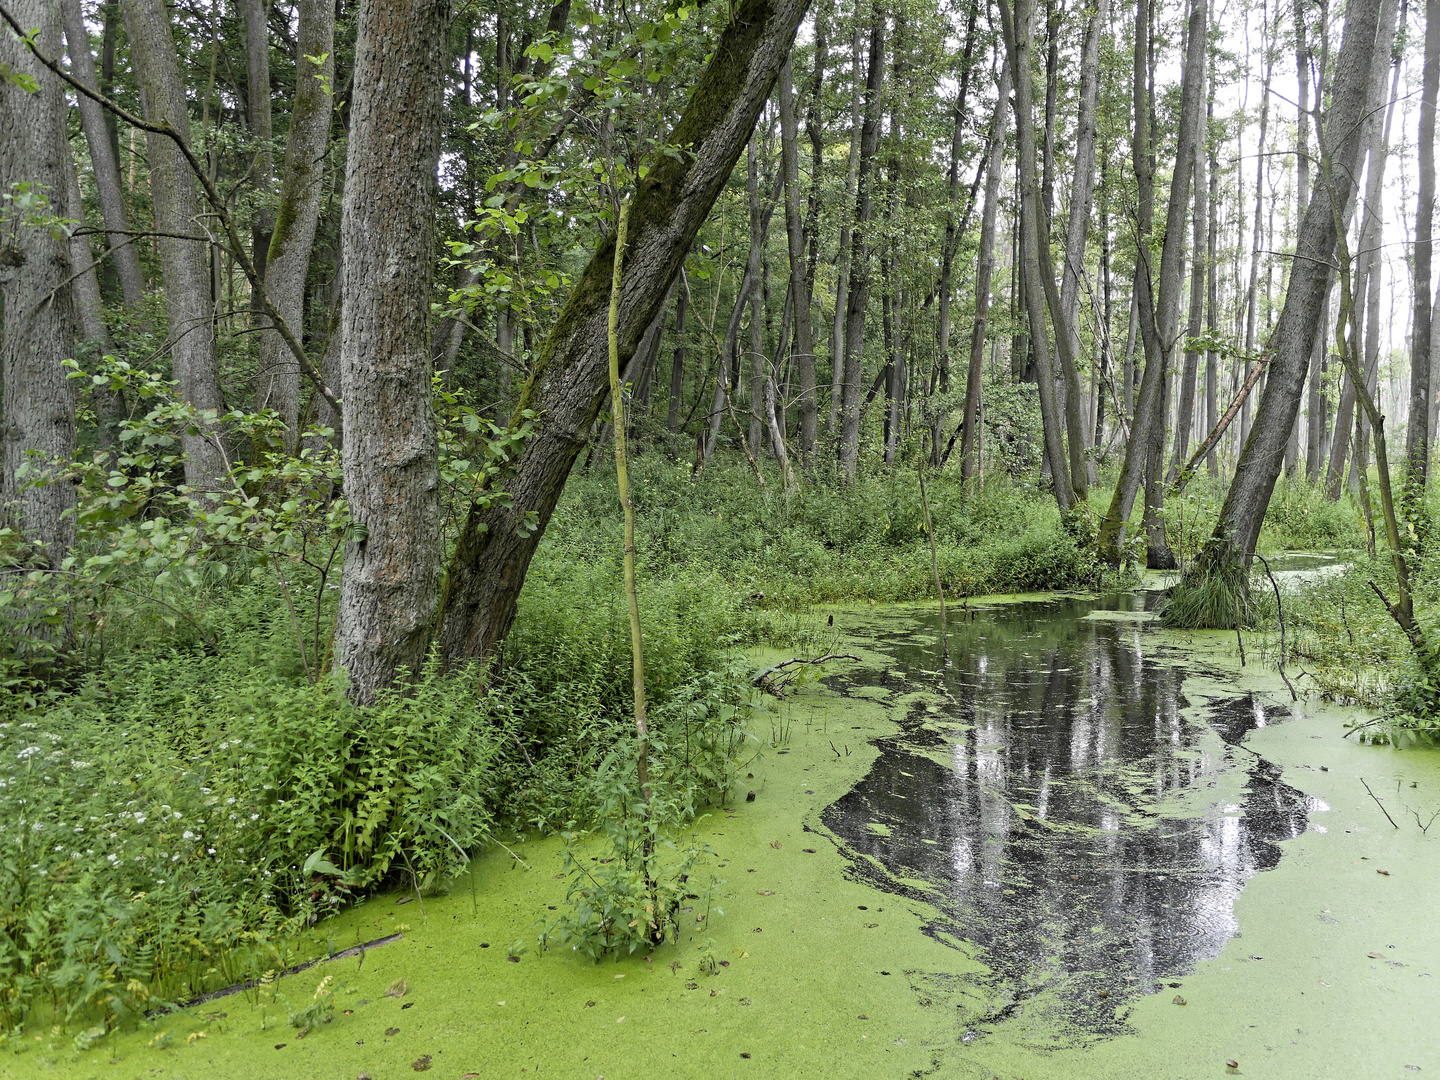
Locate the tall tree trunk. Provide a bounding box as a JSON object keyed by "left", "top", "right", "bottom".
{"left": 998, "top": 0, "right": 1073, "bottom": 510}
{"left": 778, "top": 54, "right": 816, "bottom": 468}
{"left": 747, "top": 141, "right": 766, "bottom": 457}
{"left": 333, "top": 0, "right": 449, "bottom": 704}
{"left": 239, "top": 0, "right": 274, "bottom": 288}
{"left": 666, "top": 284, "right": 687, "bottom": 435}
{"left": 1138, "top": 0, "right": 1206, "bottom": 568}
{"left": 0, "top": 0, "right": 77, "bottom": 579}
{"left": 1239, "top": 7, "right": 1275, "bottom": 447}
{"left": 961, "top": 57, "right": 1010, "bottom": 486}
{"left": 122, "top": 0, "right": 227, "bottom": 494}
{"left": 1326, "top": 0, "right": 1401, "bottom": 498}
{"left": 437, "top": 0, "right": 813, "bottom": 667}
{"left": 1097, "top": 0, "right": 1195, "bottom": 562}
{"left": 1169, "top": 36, "right": 1208, "bottom": 482}
{"left": 935, "top": 1, "right": 979, "bottom": 408}
{"left": 1408, "top": 0, "right": 1439, "bottom": 491}
{"left": 255, "top": 0, "right": 335, "bottom": 450}
{"left": 838, "top": 5, "right": 885, "bottom": 483}
{"left": 1059, "top": 0, "right": 1105, "bottom": 485}
{"left": 1181, "top": 0, "right": 1387, "bottom": 600}
{"left": 830, "top": 19, "right": 864, "bottom": 435}
{"left": 1205, "top": 105, "right": 1220, "bottom": 477}
{"left": 61, "top": 0, "right": 145, "bottom": 309}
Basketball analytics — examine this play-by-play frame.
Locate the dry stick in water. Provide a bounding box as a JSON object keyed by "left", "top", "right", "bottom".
{"left": 1359, "top": 777, "right": 1400, "bottom": 829}
{"left": 917, "top": 462, "right": 950, "bottom": 666}
{"left": 1248, "top": 552, "right": 1297, "bottom": 701}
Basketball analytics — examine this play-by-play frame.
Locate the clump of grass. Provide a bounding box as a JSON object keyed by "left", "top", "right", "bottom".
{"left": 1162, "top": 555, "right": 1257, "bottom": 629}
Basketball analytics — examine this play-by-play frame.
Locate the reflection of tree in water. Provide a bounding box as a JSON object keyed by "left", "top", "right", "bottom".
{"left": 822, "top": 596, "right": 1319, "bottom": 1038}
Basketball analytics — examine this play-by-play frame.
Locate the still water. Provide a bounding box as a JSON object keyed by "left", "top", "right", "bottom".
{"left": 822, "top": 593, "right": 1327, "bottom": 1039}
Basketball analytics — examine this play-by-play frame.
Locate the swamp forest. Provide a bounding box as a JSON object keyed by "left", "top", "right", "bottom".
{"left": 1, "top": 0, "right": 1439, "bottom": 1072}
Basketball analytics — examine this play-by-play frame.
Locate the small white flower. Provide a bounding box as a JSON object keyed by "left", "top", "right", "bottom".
{"left": 106, "top": 853, "right": 119, "bottom": 864}
{"left": 182, "top": 830, "right": 195, "bottom": 840}
{"left": 17, "top": 746, "right": 41, "bottom": 761}
{"left": 250, "top": 813, "right": 259, "bottom": 821}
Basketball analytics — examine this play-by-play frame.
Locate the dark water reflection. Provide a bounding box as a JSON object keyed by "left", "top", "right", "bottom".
{"left": 821, "top": 594, "right": 1325, "bottom": 1037}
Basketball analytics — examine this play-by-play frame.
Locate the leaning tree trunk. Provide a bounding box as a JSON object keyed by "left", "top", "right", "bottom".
{"left": 333, "top": 0, "right": 449, "bottom": 704}
{"left": 1177, "top": 0, "right": 1387, "bottom": 612}
{"left": 255, "top": 0, "right": 334, "bottom": 450}
{"left": 0, "top": 0, "right": 77, "bottom": 580}
{"left": 122, "top": 0, "right": 227, "bottom": 495}
{"left": 436, "top": 0, "right": 813, "bottom": 667}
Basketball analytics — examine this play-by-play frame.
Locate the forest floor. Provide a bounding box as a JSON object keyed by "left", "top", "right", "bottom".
{"left": 9, "top": 590, "right": 1438, "bottom": 1080}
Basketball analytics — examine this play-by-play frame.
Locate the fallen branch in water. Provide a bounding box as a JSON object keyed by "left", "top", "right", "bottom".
{"left": 752, "top": 653, "right": 861, "bottom": 696}
{"left": 163, "top": 933, "right": 405, "bottom": 1011}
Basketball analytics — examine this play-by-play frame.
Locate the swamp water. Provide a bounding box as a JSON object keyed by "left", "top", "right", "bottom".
{"left": 9, "top": 591, "right": 1440, "bottom": 1080}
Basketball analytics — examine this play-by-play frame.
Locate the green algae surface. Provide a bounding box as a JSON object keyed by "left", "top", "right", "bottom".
{"left": 8, "top": 593, "right": 1440, "bottom": 1079}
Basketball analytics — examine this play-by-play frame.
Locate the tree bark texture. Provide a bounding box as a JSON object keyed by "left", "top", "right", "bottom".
{"left": 0, "top": 0, "right": 77, "bottom": 572}
{"left": 122, "top": 0, "right": 227, "bottom": 494}
{"left": 255, "top": 0, "right": 335, "bottom": 449}
{"left": 333, "top": 0, "right": 449, "bottom": 704}
{"left": 436, "top": 0, "right": 813, "bottom": 667}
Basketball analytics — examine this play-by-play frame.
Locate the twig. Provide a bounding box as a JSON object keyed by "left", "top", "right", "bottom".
{"left": 1249, "top": 552, "right": 1297, "bottom": 701}
{"left": 1359, "top": 777, "right": 1400, "bottom": 829}
{"left": 1405, "top": 804, "right": 1440, "bottom": 835}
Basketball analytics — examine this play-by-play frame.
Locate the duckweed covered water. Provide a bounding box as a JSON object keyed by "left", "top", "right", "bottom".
{"left": 8, "top": 590, "right": 1440, "bottom": 1079}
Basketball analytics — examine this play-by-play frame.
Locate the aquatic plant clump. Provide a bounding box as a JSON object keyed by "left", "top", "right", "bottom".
{"left": 1162, "top": 552, "right": 1258, "bottom": 629}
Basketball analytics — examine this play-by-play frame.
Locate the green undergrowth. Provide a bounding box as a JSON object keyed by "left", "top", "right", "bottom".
{"left": 0, "top": 564, "right": 762, "bottom": 1035}
{"left": 546, "top": 456, "right": 1102, "bottom": 603}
